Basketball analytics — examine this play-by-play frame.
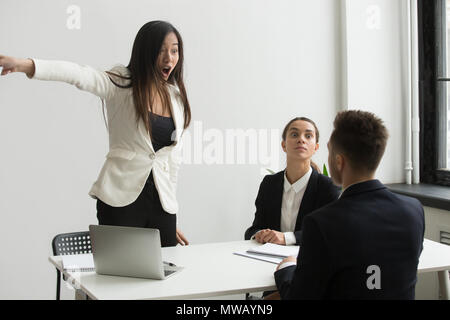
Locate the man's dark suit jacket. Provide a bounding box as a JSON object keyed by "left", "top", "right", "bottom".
{"left": 274, "top": 180, "right": 425, "bottom": 300}
{"left": 245, "top": 168, "right": 340, "bottom": 244}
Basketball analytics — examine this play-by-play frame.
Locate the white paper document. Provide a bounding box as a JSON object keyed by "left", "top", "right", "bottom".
{"left": 234, "top": 243, "right": 300, "bottom": 264}
{"left": 233, "top": 251, "right": 283, "bottom": 264}
{"left": 247, "top": 243, "right": 300, "bottom": 258}
{"left": 61, "top": 253, "right": 95, "bottom": 272}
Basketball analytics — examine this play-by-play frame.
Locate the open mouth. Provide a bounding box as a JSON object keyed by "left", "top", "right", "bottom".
{"left": 162, "top": 66, "right": 171, "bottom": 78}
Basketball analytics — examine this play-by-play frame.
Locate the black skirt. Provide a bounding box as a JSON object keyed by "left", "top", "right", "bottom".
{"left": 96, "top": 172, "right": 177, "bottom": 247}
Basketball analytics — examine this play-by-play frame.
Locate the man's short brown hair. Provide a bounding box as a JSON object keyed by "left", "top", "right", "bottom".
{"left": 329, "top": 110, "right": 389, "bottom": 172}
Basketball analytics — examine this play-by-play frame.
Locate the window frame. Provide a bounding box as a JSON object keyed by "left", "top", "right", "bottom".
{"left": 418, "top": 0, "right": 450, "bottom": 186}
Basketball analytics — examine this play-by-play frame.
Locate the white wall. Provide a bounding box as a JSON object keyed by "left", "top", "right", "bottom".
{"left": 0, "top": 0, "right": 410, "bottom": 299}
{"left": 343, "top": 0, "right": 407, "bottom": 183}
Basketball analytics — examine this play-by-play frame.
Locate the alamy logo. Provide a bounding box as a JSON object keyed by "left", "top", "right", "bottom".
{"left": 366, "top": 265, "right": 381, "bottom": 290}
{"left": 66, "top": 5, "right": 81, "bottom": 30}
{"left": 179, "top": 121, "right": 282, "bottom": 174}
{"left": 366, "top": 5, "right": 381, "bottom": 30}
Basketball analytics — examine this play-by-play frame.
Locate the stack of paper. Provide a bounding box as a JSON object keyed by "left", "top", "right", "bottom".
{"left": 247, "top": 243, "right": 299, "bottom": 258}
{"left": 61, "top": 253, "right": 95, "bottom": 272}
{"left": 234, "top": 243, "right": 300, "bottom": 264}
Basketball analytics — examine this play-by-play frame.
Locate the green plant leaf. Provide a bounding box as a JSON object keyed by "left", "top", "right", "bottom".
{"left": 323, "top": 164, "right": 329, "bottom": 177}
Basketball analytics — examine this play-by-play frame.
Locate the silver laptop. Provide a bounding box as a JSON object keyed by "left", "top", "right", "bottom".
{"left": 89, "top": 225, "right": 182, "bottom": 280}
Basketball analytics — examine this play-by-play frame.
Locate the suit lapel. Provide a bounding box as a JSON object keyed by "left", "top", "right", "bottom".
{"left": 271, "top": 171, "right": 285, "bottom": 231}
{"left": 138, "top": 118, "right": 155, "bottom": 153}
{"left": 294, "top": 169, "right": 318, "bottom": 231}
{"left": 168, "top": 84, "right": 183, "bottom": 145}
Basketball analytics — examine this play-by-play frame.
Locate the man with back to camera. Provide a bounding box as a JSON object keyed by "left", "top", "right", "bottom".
{"left": 274, "top": 110, "right": 425, "bottom": 299}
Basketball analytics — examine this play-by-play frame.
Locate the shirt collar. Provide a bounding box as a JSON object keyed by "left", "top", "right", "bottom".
{"left": 284, "top": 167, "right": 313, "bottom": 194}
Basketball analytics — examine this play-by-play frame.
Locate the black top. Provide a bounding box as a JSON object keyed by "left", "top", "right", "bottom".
{"left": 149, "top": 112, "right": 175, "bottom": 152}
{"left": 244, "top": 168, "right": 341, "bottom": 244}
{"left": 274, "top": 180, "right": 425, "bottom": 300}
{"left": 146, "top": 112, "right": 175, "bottom": 185}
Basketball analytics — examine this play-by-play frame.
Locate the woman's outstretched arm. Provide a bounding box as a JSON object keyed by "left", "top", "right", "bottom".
{"left": 0, "top": 55, "right": 119, "bottom": 100}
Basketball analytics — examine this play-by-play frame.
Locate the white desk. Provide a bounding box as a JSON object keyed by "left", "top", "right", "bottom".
{"left": 49, "top": 239, "right": 450, "bottom": 300}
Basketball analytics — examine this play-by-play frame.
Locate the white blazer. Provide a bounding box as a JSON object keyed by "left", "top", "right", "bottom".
{"left": 31, "top": 59, "right": 185, "bottom": 214}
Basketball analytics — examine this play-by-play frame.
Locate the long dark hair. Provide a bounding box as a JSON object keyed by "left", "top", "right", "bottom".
{"left": 106, "top": 21, "right": 191, "bottom": 135}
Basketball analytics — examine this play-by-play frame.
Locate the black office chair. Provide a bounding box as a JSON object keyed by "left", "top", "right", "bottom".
{"left": 52, "top": 231, "right": 92, "bottom": 300}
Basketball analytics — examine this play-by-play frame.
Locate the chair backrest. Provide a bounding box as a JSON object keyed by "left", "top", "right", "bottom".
{"left": 52, "top": 231, "right": 92, "bottom": 256}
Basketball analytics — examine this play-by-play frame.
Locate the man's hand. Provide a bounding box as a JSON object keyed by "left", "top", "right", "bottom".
{"left": 254, "top": 229, "right": 286, "bottom": 245}
{"left": 176, "top": 228, "right": 189, "bottom": 246}
{"left": 276, "top": 255, "right": 297, "bottom": 271}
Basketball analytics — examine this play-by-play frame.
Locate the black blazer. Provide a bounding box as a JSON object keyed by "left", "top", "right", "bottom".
{"left": 274, "top": 180, "right": 425, "bottom": 300}
{"left": 244, "top": 168, "right": 340, "bottom": 244}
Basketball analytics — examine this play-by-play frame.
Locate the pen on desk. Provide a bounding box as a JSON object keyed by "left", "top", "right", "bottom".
{"left": 163, "top": 261, "right": 176, "bottom": 267}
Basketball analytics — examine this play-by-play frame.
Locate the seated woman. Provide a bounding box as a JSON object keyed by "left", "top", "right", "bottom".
{"left": 245, "top": 117, "right": 340, "bottom": 245}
